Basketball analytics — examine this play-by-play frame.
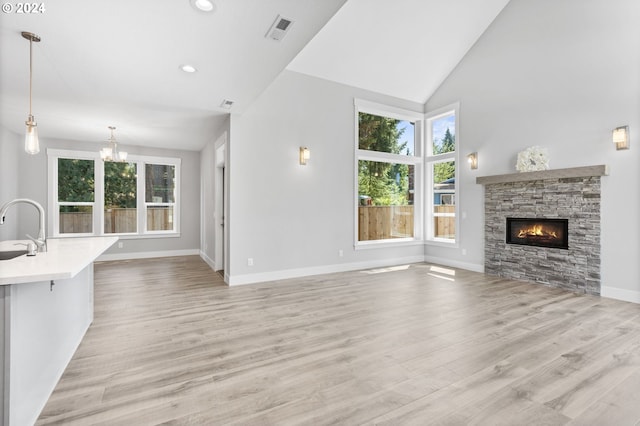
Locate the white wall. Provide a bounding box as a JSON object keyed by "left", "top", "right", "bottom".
{"left": 0, "top": 127, "right": 19, "bottom": 240}
{"left": 9, "top": 136, "right": 202, "bottom": 257}
{"left": 227, "top": 71, "right": 426, "bottom": 284}
{"left": 426, "top": 0, "right": 640, "bottom": 301}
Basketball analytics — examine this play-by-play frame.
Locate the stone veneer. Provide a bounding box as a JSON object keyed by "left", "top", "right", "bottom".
{"left": 478, "top": 167, "right": 606, "bottom": 295}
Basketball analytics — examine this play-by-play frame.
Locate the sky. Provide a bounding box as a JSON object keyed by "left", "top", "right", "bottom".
{"left": 397, "top": 121, "right": 415, "bottom": 155}
{"left": 396, "top": 112, "right": 455, "bottom": 155}
{"left": 432, "top": 113, "right": 456, "bottom": 145}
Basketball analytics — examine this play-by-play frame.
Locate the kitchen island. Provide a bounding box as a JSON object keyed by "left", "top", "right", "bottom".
{"left": 0, "top": 237, "right": 117, "bottom": 426}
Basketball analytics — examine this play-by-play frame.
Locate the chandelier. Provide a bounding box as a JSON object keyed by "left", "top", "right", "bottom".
{"left": 100, "top": 126, "right": 128, "bottom": 162}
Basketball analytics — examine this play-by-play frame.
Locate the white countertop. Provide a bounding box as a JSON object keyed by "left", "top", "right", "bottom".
{"left": 0, "top": 237, "right": 118, "bottom": 285}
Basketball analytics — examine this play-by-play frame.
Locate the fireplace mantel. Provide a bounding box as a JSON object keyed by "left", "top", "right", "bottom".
{"left": 476, "top": 165, "right": 608, "bottom": 185}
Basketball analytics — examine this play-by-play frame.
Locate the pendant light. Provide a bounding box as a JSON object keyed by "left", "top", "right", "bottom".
{"left": 22, "top": 31, "right": 41, "bottom": 155}
{"left": 100, "top": 126, "right": 128, "bottom": 162}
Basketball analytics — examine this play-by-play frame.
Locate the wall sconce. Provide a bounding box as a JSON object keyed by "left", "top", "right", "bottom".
{"left": 467, "top": 152, "right": 478, "bottom": 170}
{"left": 613, "top": 125, "right": 630, "bottom": 150}
{"left": 299, "top": 147, "right": 310, "bottom": 165}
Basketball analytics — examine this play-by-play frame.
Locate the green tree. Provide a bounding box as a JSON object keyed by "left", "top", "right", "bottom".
{"left": 58, "top": 159, "right": 94, "bottom": 213}
{"left": 358, "top": 113, "right": 410, "bottom": 205}
{"left": 433, "top": 128, "right": 455, "bottom": 184}
{"left": 434, "top": 128, "right": 455, "bottom": 154}
{"left": 58, "top": 159, "right": 94, "bottom": 202}
{"left": 434, "top": 160, "right": 455, "bottom": 184}
{"left": 104, "top": 162, "right": 137, "bottom": 208}
{"left": 57, "top": 158, "right": 137, "bottom": 212}
{"left": 359, "top": 113, "right": 406, "bottom": 154}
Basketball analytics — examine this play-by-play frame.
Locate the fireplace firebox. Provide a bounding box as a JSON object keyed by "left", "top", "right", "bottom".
{"left": 506, "top": 218, "right": 569, "bottom": 250}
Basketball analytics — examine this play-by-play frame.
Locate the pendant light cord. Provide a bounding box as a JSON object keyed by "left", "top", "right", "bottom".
{"left": 21, "top": 32, "right": 40, "bottom": 121}
{"left": 29, "top": 37, "right": 33, "bottom": 116}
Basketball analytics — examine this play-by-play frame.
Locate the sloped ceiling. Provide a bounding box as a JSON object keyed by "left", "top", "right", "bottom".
{"left": 0, "top": 0, "right": 509, "bottom": 151}
{"left": 288, "top": 0, "right": 510, "bottom": 104}
{"left": 0, "top": 0, "right": 347, "bottom": 150}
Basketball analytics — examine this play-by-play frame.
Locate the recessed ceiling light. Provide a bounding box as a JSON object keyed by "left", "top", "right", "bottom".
{"left": 190, "top": 0, "right": 216, "bottom": 13}
{"left": 180, "top": 64, "right": 197, "bottom": 73}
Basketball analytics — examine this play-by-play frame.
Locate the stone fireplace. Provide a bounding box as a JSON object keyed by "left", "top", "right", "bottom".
{"left": 477, "top": 165, "right": 608, "bottom": 295}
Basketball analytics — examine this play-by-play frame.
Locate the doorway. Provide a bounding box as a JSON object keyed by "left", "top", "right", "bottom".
{"left": 214, "top": 136, "right": 227, "bottom": 278}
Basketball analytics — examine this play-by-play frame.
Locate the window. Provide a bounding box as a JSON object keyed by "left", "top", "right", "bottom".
{"left": 355, "top": 99, "right": 422, "bottom": 245}
{"left": 426, "top": 106, "right": 458, "bottom": 243}
{"left": 57, "top": 158, "right": 95, "bottom": 234}
{"left": 145, "top": 163, "right": 176, "bottom": 232}
{"left": 104, "top": 161, "right": 137, "bottom": 234}
{"left": 48, "top": 150, "right": 180, "bottom": 238}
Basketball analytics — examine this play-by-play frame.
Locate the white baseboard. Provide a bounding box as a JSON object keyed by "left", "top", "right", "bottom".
{"left": 424, "top": 255, "right": 485, "bottom": 273}
{"left": 600, "top": 286, "right": 640, "bottom": 304}
{"left": 97, "top": 249, "right": 200, "bottom": 262}
{"left": 227, "top": 255, "right": 426, "bottom": 286}
{"left": 199, "top": 251, "right": 216, "bottom": 271}
{"left": 96, "top": 251, "right": 483, "bottom": 288}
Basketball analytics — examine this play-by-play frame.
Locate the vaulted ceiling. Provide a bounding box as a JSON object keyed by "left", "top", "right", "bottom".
{"left": 0, "top": 0, "right": 509, "bottom": 151}
{"left": 288, "top": 0, "right": 510, "bottom": 104}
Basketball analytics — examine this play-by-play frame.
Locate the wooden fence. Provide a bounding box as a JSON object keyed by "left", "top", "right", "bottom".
{"left": 147, "top": 207, "right": 174, "bottom": 231}
{"left": 358, "top": 205, "right": 455, "bottom": 241}
{"left": 104, "top": 208, "right": 137, "bottom": 233}
{"left": 358, "top": 206, "right": 414, "bottom": 241}
{"left": 59, "top": 208, "right": 173, "bottom": 234}
{"left": 59, "top": 212, "right": 93, "bottom": 234}
{"left": 433, "top": 205, "right": 455, "bottom": 239}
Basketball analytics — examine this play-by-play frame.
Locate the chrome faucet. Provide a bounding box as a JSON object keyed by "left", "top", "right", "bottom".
{"left": 0, "top": 198, "right": 47, "bottom": 252}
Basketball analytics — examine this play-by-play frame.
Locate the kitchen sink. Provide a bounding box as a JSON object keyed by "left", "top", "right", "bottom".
{"left": 0, "top": 250, "right": 27, "bottom": 261}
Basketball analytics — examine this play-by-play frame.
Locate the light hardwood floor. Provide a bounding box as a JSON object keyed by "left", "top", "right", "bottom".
{"left": 37, "top": 257, "right": 640, "bottom": 425}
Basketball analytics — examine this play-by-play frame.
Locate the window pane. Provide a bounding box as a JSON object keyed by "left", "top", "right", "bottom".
{"left": 58, "top": 159, "right": 94, "bottom": 202}
{"left": 433, "top": 160, "right": 456, "bottom": 240}
{"left": 431, "top": 113, "right": 455, "bottom": 155}
{"left": 104, "top": 162, "right": 137, "bottom": 234}
{"left": 146, "top": 164, "right": 175, "bottom": 203}
{"left": 59, "top": 205, "right": 92, "bottom": 234}
{"left": 358, "top": 160, "right": 414, "bottom": 241}
{"left": 147, "top": 206, "right": 174, "bottom": 231}
{"left": 358, "top": 112, "right": 415, "bottom": 155}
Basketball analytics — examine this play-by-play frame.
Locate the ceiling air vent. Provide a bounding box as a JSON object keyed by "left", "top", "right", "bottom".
{"left": 266, "top": 15, "right": 294, "bottom": 41}
{"left": 220, "top": 99, "right": 234, "bottom": 109}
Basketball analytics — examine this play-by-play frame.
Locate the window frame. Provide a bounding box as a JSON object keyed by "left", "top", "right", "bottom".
{"left": 425, "top": 103, "right": 460, "bottom": 246}
{"left": 51, "top": 152, "right": 97, "bottom": 237}
{"left": 103, "top": 160, "right": 139, "bottom": 236}
{"left": 142, "top": 158, "right": 180, "bottom": 234}
{"left": 47, "top": 149, "right": 181, "bottom": 239}
{"left": 353, "top": 98, "right": 424, "bottom": 249}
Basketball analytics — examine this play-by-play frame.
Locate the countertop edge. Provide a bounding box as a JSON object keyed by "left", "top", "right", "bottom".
{"left": 0, "top": 237, "right": 118, "bottom": 285}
